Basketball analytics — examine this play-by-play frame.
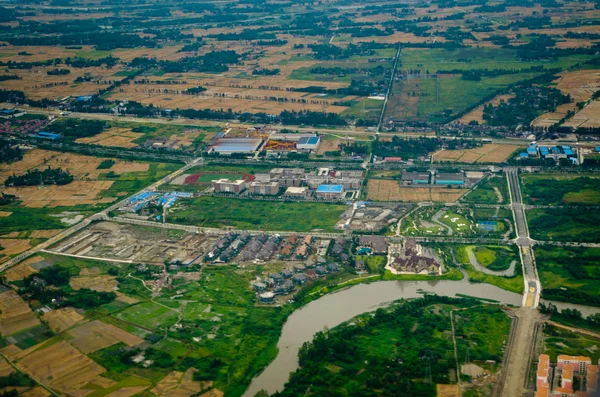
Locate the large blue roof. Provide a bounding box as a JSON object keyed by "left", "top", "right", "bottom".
{"left": 316, "top": 184, "right": 343, "bottom": 193}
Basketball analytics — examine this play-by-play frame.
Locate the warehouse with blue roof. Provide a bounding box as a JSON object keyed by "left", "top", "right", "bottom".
{"left": 297, "top": 136, "right": 320, "bottom": 151}
{"left": 435, "top": 172, "right": 464, "bottom": 185}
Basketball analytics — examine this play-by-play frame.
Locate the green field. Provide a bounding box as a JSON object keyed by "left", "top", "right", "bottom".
{"left": 438, "top": 210, "right": 474, "bottom": 234}
{"left": 543, "top": 325, "right": 600, "bottom": 363}
{"left": 169, "top": 197, "right": 346, "bottom": 232}
{"left": 462, "top": 175, "right": 508, "bottom": 204}
{"left": 341, "top": 98, "right": 384, "bottom": 122}
{"left": 534, "top": 246, "right": 600, "bottom": 306}
{"left": 528, "top": 208, "right": 600, "bottom": 243}
{"left": 521, "top": 174, "right": 600, "bottom": 205}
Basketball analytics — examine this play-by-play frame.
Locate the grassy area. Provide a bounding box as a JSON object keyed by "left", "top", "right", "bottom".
{"left": 521, "top": 173, "right": 600, "bottom": 205}
{"left": 534, "top": 246, "right": 600, "bottom": 306}
{"left": 543, "top": 325, "right": 600, "bottom": 363}
{"left": 98, "top": 162, "right": 180, "bottom": 199}
{"left": 0, "top": 204, "right": 96, "bottom": 234}
{"left": 462, "top": 175, "right": 508, "bottom": 204}
{"left": 438, "top": 210, "right": 474, "bottom": 234}
{"left": 169, "top": 196, "right": 346, "bottom": 232}
{"left": 401, "top": 47, "right": 590, "bottom": 73}
{"left": 116, "top": 302, "right": 180, "bottom": 330}
{"left": 453, "top": 245, "right": 523, "bottom": 294}
{"left": 416, "top": 72, "right": 541, "bottom": 122}
{"left": 355, "top": 254, "right": 386, "bottom": 273}
{"left": 472, "top": 245, "right": 517, "bottom": 272}
{"left": 340, "top": 98, "right": 384, "bottom": 122}
{"left": 401, "top": 206, "right": 449, "bottom": 236}
{"left": 528, "top": 208, "right": 600, "bottom": 243}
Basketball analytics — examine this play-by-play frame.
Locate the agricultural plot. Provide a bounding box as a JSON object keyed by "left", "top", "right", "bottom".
{"left": 433, "top": 144, "right": 519, "bottom": 164}
{"left": 0, "top": 290, "right": 41, "bottom": 336}
{"left": 43, "top": 307, "right": 85, "bottom": 333}
{"left": 67, "top": 320, "right": 144, "bottom": 353}
{"left": 116, "top": 302, "right": 180, "bottom": 331}
{"left": 521, "top": 173, "right": 600, "bottom": 205}
{"left": 457, "top": 94, "right": 514, "bottom": 124}
{"left": 366, "top": 179, "right": 466, "bottom": 202}
{"left": 169, "top": 197, "right": 346, "bottom": 232}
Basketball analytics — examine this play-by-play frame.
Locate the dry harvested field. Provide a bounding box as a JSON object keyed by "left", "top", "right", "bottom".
{"left": 3, "top": 255, "right": 45, "bottom": 282}
{"left": 563, "top": 100, "right": 600, "bottom": 128}
{"left": 70, "top": 273, "right": 118, "bottom": 292}
{"left": 457, "top": 94, "right": 514, "bottom": 124}
{"left": 76, "top": 126, "right": 141, "bottom": 148}
{"left": 43, "top": 307, "right": 85, "bottom": 333}
{"left": 437, "top": 384, "right": 460, "bottom": 397}
{"left": 0, "top": 238, "right": 32, "bottom": 264}
{"left": 16, "top": 340, "right": 105, "bottom": 395}
{"left": 0, "top": 149, "right": 149, "bottom": 207}
{"left": 316, "top": 137, "right": 342, "bottom": 155}
{"left": 0, "top": 290, "right": 41, "bottom": 336}
{"left": 152, "top": 369, "right": 218, "bottom": 397}
{"left": 20, "top": 386, "right": 51, "bottom": 397}
{"left": 367, "top": 179, "right": 466, "bottom": 202}
{"left": 532, "top": 70, "right": 600, "bottom": 128}
{"left": 433, "top": 144, "right": 518, "bottom": 163}
{"left": 0, "top": 356, "right": 15, "bottom": 377}
{"left": 67, "top": 319, "right": 143, "bottom": 353}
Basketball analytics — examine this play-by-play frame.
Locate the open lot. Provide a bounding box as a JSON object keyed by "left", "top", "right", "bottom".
{"left": 521, "top": 173, "right": 600, "bottom": 205}
{"left": 433, "top": 144, "right": 519, "bottom": 164}
{"left": 367, "top": 179, "right": 466, "bottom": 202}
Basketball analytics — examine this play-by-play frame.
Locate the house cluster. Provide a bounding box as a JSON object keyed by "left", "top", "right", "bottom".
{"left": 204, "top": 232, "right": 331, "bottom": 264}
{"left": 0, "top": 117, "right": 49, "bottom": 136}
{"left": 387, "top": 238, "right": 442, "bottom": 275}
{"left": 211, "top": 167, "right": 364, "bottom": 200}
{"left": 252, "top": 261, "right": 342, "bottom": 304}
{"left": 537, "top": 354, "right": 598, "bottom": 397}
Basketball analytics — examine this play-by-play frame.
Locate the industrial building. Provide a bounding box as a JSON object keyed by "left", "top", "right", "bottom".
{"left": 283, "top": 186, "right": 309, "bottom": 198}
{"left": 315, "top": 184, "right": 345, "bottom": 199}
{"left": 401, "top": 171, "right": 430, "bottom": 185}
{"left": 296, "top": 136, "right": 320, "bottom": 151}
{"left": 248, "top": 181, "right": 280, "bottom": 195}
{"left": 435, "top": 172, "right": 464, "bottom": 185}
{"left": 210, "top": 137, "right": 263, "bottom": 154}
{"left": 212, "top": 179, "right": 246, "bottom": 194}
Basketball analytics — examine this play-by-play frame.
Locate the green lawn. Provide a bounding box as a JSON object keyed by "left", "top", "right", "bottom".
{"left": 472, "top": 246, "right": 517, "bottom": 272}
{"left": 169, "top": 197, "right": 346, "bottom": 232}
{"left": 438, "top": 210, "right": 474, "bottom": 234}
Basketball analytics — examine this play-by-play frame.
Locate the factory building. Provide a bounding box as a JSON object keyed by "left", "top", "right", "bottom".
{"left": 249, "top": 181, "right": 280, "bottom": 195}
{"left": 211, "top": 137, "right": 262, "bottom": 154}
{"left": 401, "top": 171, "right": 430, "bottom": 185}
{"left": 283, "top": 186, "right": 309, "bottom": 198}
{"left": 435, "top": 172, "right": 464, "bottom": 185}
{"left": 315, "top": 184, "right": 345, "bottom": 199}
{"left": 296, "top": 136, "right": 320, "bottom": 151}
{"left": 212, "top": 179, "right": 246, "bottom": 194}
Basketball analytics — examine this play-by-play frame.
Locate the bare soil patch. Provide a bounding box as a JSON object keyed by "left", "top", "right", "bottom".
{"left": 67, "top": 320, "right": 143, "bottom": 353}
{"left": 433, "top": 144, "right": 518, "bottom": 163}
{"left": 0, "top": 290, "right": 41, "bottom": 336}
{"left": 43, "top": 307, "right": 85, "bottom": 333}
{"left": 366, "top": 180, "right": 466, "bottom": 202}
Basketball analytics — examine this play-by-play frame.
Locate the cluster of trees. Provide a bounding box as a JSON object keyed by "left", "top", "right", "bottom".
{"left": 48, "top": 118, "right": 106, "bottom": 140}
{"left": 47, "top": 68, "right": 70, "bottom": 75}
{"left": 6, "top": 32, "right": 157, "bottom": 50}
{"left": 540, "top": 302, "right": 600, "bottom": 327}
{"left": 0, "top": 75, "right": 20, "bottom": 81}
{"left": 209, "top": 29, "right": 277, "bottom": 41}
{"left": 280, "top": 110, "right": 347, "bottom": 126}
{"left": 252, "top": 68, "right": 280, "bottom": 76}
{"left": 483, "top": 84, "right": 571, "bottom": 128}
{"left": 21, "top": 265, "right": 116, "bottom": 309}
{"left": 129, "top": 50, "right": 239, "bottom": 73}
{"left": 0, "top": 138, "right": 22, "bottom": 163}
{"left": 309, "top": 65, "right": 386, "bottom": 77}
{"left": 292, "top": 79, "right": 382, "bottom": 97}
{"left": 372, "top": 136, "right": 479, "bottom": 159}
{"left": 437, "top": 65, "right": 552, "bottom": 81}
{"left": 4, "top": 167, "right": 73, "bottom": 187}
{"left": 308, "top": 43, "right": 375, "bottom": 60}
{"left": 183, "top": 86, "right": 207, "bottom": 95}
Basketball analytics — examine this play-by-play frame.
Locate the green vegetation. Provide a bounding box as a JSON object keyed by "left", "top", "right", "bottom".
{"left": 47, "top": 118, "right": 106, "bottom": 140}
{"left": 542, "top": 324, "right": 600, "bottom": 363}
{"left": 438, "top": 210, "right": 474, "bottom": 234}
{"left": 462, "top": 175, "right": 508, "bottom": 204}
{"left": 170, "top": 197, "right": 345, "bottom": 232}
{"left": 97, "top": 159, "right": 116, "bottom": 169}
{"left": 116, "top": 302, "right": 180, "bottom": 330}
{"left": 4, "top": 167, "right": 73, "bottom": 187}
{"left": 472, "top": 246, "right": 517, "bottom": 272}
{"left": 534, "top": 246, "right": 600, "bottom": 306}
{"left": 274, "top": 296, "right": 509, "bottom": 397}
{"left": 521, "top": 174, "right": 600, "bottom": 205}
{"left": 98, "top": 162, "right": 180, "bottom": 199}
{"left": 453, "top": 245, "right": 523, "bottom": 294}
{"left": 528, "top": 208, "right": 600, "bottom": 243}
{"left": 0, "top": 138, "right": 22, "bottom": 164}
